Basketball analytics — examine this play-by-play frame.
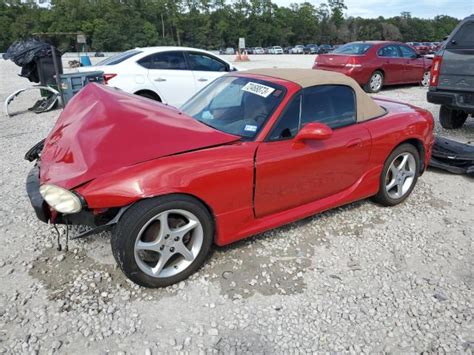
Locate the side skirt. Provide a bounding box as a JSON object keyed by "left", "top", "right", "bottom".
{"left": 215, "top": 165, "right": 382, "bottom": 246}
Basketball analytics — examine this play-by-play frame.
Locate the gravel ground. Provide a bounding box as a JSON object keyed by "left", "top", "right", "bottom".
{"left": 0, "top": 55, "right": 473, "bottom": 354}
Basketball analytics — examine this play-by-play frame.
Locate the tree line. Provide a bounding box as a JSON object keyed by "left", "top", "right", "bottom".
{"left": 0, "top": 0, "right": 461, "bottom": 53}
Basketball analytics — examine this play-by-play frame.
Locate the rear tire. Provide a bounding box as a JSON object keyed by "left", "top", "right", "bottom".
{"left": 372, "top": 144, "right": 420, "bottom": 207}
{"left": 111, "top": 195, "right": 214, "bottom": 288}
{"left": 364, "top": 71, "right": 384, "bottom": 93}
{"left": 439, "top": 105, "right": 468, "bottom": 129}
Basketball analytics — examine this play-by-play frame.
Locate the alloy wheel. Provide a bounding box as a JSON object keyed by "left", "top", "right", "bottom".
{"left": 370, "top": 73, "right": 383, "bottom": 92}
{"left": 385, "top": 152, "right": 416, "bottom": 199}
{"left": 134, "top": 209, "right": 204, "bottom": 278}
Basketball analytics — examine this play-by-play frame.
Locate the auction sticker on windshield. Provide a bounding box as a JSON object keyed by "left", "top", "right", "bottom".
{"left": 244, "top": 124, "right": 257, "bottom": 132}
{"left": 242, "top": 82, "right": 275, "bottom": 98}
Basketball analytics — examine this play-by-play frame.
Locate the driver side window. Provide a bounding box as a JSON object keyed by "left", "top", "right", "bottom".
{"left": 268, "top": 94, "right": 301, "bottom": 141}
{"left": 268, "top": 85, "right": 356, "bottom": 141}
{"left": 301, "top": 85, "right": 356, "bottom": 129}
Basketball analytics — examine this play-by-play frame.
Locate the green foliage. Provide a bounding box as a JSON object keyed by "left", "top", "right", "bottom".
{"left": 0, "top": 0, "right": 462, "bottom": 52}
{"left": 328, "top": 0, "right": 347, "bottom": 28}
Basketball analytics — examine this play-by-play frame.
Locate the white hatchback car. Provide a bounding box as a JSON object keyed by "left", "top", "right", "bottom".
{"left": 80, "top": 47, "right": 237, "bottom": 107}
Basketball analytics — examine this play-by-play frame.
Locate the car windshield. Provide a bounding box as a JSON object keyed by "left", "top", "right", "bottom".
{"left": 96, "top": 49, "right": 142, "bottom": 65}
{"left": 181, "top": 76, "right": 285, "bottom": 139}
{"left": 333, "top": 43, "right": 372, "bottom": 55}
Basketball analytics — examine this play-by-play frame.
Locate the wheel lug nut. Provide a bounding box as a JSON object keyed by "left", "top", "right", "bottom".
{"left": 174, "top": 237, "right": 179, "bottom": 241}
{"left": 170, "top": 247, "right": 175, "bottom": 252}
{"left": 160, "top": 245, "right": 164, "bottom": 250}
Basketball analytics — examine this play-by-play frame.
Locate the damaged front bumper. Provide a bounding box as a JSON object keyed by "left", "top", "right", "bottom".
{"left": 26, "top": 165, "right": 50, "bottom": 223}
{"left": 26, "top": 165, "right": 127, "bottom": 238}
{"left": 429, "top": 136, "right": 474, "bottom": 176}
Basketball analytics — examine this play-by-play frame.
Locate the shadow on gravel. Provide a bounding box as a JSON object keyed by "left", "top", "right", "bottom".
{"left": 209, "top": 199, "right": 385, "bottom": 299}
{"left": 29, "top": 247, "right": 179, "bottom": 306}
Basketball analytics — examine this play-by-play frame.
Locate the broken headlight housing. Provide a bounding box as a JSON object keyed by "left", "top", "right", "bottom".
{"left": 39, "top": 184, "right": 82, "bottom": 214}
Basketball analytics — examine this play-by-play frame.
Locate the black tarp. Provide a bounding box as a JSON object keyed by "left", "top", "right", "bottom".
{"left": 2, "top": 39, "right": 62, "bottom": 83}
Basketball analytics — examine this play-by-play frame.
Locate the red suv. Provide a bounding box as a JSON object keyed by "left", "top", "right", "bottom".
{"left": 313, "top": 41, "right": 432, "bottom": 93}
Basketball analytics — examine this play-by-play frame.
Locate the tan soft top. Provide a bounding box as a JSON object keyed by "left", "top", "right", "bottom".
{"left": 243, "top": 68, "right": 386, "bottom": 122}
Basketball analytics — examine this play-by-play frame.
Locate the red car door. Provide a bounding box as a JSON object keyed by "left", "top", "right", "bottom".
{"left": 398, "top": 45, "right": 425, "bottom": 83}
{"left": 377, "top": 45, "right": 405, "bottom": 84}
{"left": 254, "top": 86, "right": 372, "bottom": 218}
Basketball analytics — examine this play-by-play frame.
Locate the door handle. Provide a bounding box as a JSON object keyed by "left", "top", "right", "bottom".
{"left": 154, "top": 78, "right": 166, "bottom": 82}
{"left": 346, "top": 139, "right": 363, "bottom": 148}
{"left": 198, "top": 78, "right": 208, "bottom": 82}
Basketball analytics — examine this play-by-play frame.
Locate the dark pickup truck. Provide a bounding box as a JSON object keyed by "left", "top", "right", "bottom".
{"left": 427, "top": 15, "right": 474, "bottom": 129}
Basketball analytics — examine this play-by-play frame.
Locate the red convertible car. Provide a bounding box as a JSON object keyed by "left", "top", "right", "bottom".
{"left": 26, "top": 69, "right": 434, "bottom": 287}
{"left": 314, "top": 41, "right": 432, "bottom": 93}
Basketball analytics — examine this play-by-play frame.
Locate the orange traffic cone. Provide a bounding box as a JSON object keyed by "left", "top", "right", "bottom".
{"left": 234, "top": 52, "right": 242, "bottom": 61}
{"left": 241, "top": 51, "right": 250, "bottom": 61}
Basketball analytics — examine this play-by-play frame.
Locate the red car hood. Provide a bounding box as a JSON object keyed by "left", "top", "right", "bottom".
{"left": 40, "top": 84, "right": 240, "bottom": 189}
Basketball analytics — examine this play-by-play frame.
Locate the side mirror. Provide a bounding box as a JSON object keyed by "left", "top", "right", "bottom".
{"left": 294, "top": 122, "right": 333, "bottom": 143}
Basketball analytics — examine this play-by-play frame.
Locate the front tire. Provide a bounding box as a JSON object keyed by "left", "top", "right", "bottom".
{"left": 111, "top": 195, "right": 214, "bottom": 288}
{"left": 439, "top": 105, "right": 468, "bottom": 129}
{"left": 372, "top": 144, "right": 420, "bottom": 206}
{"left": 364, "top": 71, "right": 384, "bottom": 93}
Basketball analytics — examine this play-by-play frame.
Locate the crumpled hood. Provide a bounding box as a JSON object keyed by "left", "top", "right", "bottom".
{"left": 40, "top": 83, "right": 239, "bottom": 189}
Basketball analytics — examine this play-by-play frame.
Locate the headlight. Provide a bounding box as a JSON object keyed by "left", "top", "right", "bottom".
{"left": 39, "top": 184, "right": 82, "bottom": 214}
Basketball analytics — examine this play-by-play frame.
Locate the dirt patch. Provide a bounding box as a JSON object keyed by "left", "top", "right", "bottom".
{"left": 30, "top": 248, "right": 121, "bottom": 305}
